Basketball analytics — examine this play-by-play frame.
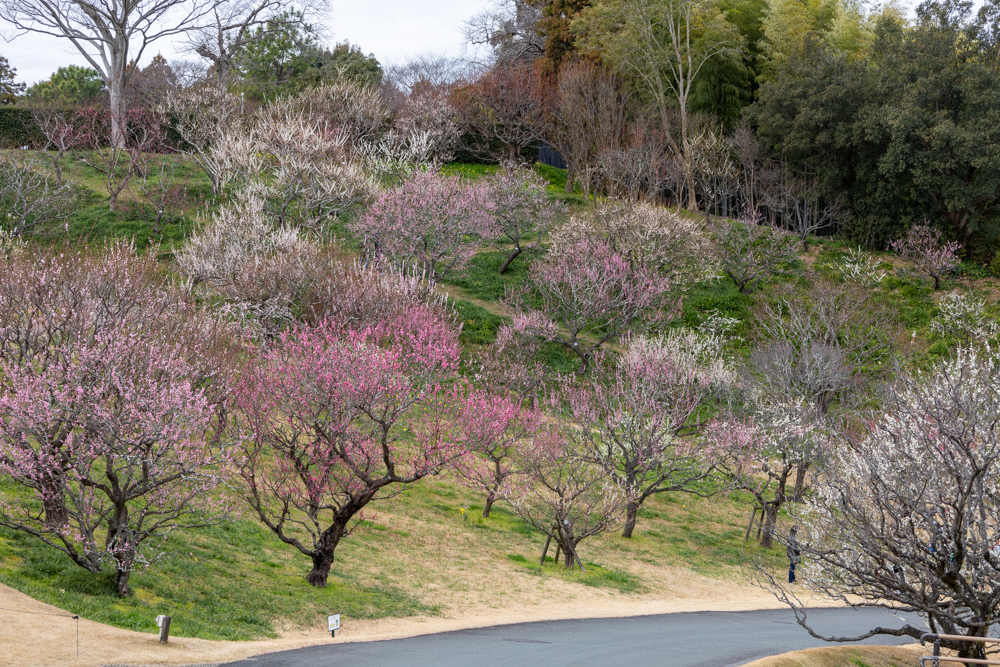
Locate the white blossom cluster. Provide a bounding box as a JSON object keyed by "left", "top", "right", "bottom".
{"left": 837, "top": 247, "right": 887, "bottom": 285}
{"left": 930, "top": 291, "right": 999, "bottom": 344}
{"left": 785, "top": 347, "right": 1000, "bottom": 639}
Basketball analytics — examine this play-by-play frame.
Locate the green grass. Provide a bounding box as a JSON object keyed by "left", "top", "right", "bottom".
{"left": 0, "top": 517, "right": 433, "bottom": 641}
{"left": 4, "top": 151, "right": 213, "bottom": 254}
{"left": 515, "top": 560, "right": 646, "bottom": 595}
{"left": 442, "top": 250, "right": 534, "bottom": 302}
{"left": 452, "top": 298, "right": 507, "bottom": 346}
{"left": 440, "top": 163, "right": 500, "bottom": 180}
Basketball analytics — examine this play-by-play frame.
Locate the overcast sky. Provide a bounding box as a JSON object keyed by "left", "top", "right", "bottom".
{"left": 2, "top": 0, "right": 493, "bottom": 86}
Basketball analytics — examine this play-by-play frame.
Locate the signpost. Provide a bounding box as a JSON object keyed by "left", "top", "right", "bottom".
{"left": 328, "top": 614, "right": 340, "bottom": 638}
{"left": 155, "top": 615, "right": 171, "bottom": 644}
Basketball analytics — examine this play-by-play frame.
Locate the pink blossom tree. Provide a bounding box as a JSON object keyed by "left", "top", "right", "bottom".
{"left": 510, "top": 236, "right": 675, "bottom": 375}
{"left": 235, "top": 306, "right": 466, "bottom": 587}
{"left": 472, "top": 323, "right": 550, "bottom": 407}
{"left": 350, "top": 171, "right": 496, "bottom": 282}
{"left": 707, "top": 404, "right": 830, "bottom": 549}
{"left": 451, "top": 389, "right": 542, "bottom": 517}
{"left": 0, "top": 243, "right": 234, "bottom": 597}
{"left": 564, "top": 330, "right": 733, "bottom": 537}
{"left": 507, "top": 423, "right": 626, "bottom": 569}
{"left": 890, "top": 223, "right": 961, "bottom": 290}
{"left": 485, "top": 166, "right": 559, "bottom": 273}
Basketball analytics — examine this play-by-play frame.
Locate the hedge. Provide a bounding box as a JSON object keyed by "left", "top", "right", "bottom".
{"left": 0, "top": 108, "right": 45, "bottom": 148}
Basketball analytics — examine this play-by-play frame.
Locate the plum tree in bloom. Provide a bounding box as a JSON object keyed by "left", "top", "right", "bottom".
{"left": 0, "top": 243, "right": 234, "bottom": 597}
{"left": 451, "top": 390, "right": 542, "bottom": 517}
{"left": 177, "top": 184, "right": 303, "bottom": 286}
{"left": 235, "top": 307, "right": 466, "bottom": 587}
{"left": 930, "top": 291, "right": 999, "bottom": 345}
{"left": 159, "top": 83, "right": 244, "bottom": 193}
{"left": 213, "top": 109, "right": 377, "bottom": 230}
{"left": 551, "top": 202, "right": 717, "bottom": 290}
{"left": 350, "top": 170, "right": 496, "bottom": 282}
{"left": 391, "top": 84, "right": 462, "bottom": 165}
{"left": 507, "top": 423, "right": 626, "bottom": 569}
{"left": 472, "top": 322, "right": 551, "bottom": 407}
{"left": 708, "top": 407, "right": 828, "bottom": 548}
{"left": 511, "top": 235, "right": 674, "bottom": 375}
{"left": 890, "top": 223, "right": 961, "bottom": 290}
{"left": 485, "top": 166, "right": 559, "bottom": 273}
{"left": 565, "top": 329, "right": 734, "bottom": 537}
{"left": 756, "top": 348, "right": 1000, "bottom": 662}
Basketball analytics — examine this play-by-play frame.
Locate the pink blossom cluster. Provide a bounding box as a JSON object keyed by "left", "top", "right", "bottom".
{"left": 0, "top": 243, "right": 232, "bottom": 596}
{"left": 351, "top": 170, "right": 496, "bottom": 282}
{"left": 235, "top": 305, "right": 465, "bottom": 587}
{"left": 890, "top": 223, "right": 961, "bottom": 290}
{"left": 511, "top": 235, "right": 675, "bottom": 374}
{"left": 450, "top": 390, "right": 542, "bottom": 517}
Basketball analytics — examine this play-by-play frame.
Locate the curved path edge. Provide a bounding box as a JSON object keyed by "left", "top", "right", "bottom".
{"left": 220, "top": 607, "right": 927, "bottom": 667}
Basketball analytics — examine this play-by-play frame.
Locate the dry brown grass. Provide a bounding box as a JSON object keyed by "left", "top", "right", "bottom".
{"left": 741, "top": 644, "right": 925, "bottom": 667}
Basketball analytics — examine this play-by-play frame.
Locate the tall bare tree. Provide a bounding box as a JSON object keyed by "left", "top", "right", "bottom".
{"left": 0, "top": 0, "right": 215, "bottom": 145}
{"left": 732, "top": 121, "right": 769, "bottom": 213}
{"left": 549, "top": 60, "right": 632, "bottom": 195}
{"left": 463, "top": 0, "right": 545, "bottom": 66}
{"left": 577, "top": 0, "right": 743, "bottom": 210}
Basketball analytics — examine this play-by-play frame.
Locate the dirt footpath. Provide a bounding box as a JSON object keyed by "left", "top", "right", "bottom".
{"left": 1, "top": 574, "right": 842, "bottom": 667}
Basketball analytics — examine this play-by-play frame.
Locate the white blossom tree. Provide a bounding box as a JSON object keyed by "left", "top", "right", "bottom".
{"left": 755, "top": 348, "right": 1000, "bottom": 663}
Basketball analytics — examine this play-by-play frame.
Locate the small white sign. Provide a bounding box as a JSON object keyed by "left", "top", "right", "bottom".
{"left": 328, "top": 614, "right": 341, "bottom": 632}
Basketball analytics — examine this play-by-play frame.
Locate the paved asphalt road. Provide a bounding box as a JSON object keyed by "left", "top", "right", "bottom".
{"left": 221, "top": 607, "right": 928, "bottom": 667}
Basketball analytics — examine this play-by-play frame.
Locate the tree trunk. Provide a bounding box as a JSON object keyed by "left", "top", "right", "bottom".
{"left": 760, "top": 503, "right": 779, "bottom": 549}
{"left": 569, "top": 345, "right": 591, "bottom": 376}
{"left": 744, "top": 507, "right": 758, "bottom": 542}
{"left": 115, "top": 567, "right": 132, "bottom": 597}
{"left": 482, "top": 496, "right": 495, "bottom": 518}
{"left": 499, "top": 246, "right": 522, "bottom": 274}
{"left": 792, "top": 462, "right": 809, "bottom": 502}
{"left": 306, "top": 549, "right": 335, "bottom": 587}
{"left": 563, "top": 544, "right": 575, "bottom": 569}
{"left": 622, "top": 501, "right": 639, "bottom": 538}
{"left": 108, "top": 80, "right": 126, "bottom": 149}
{"left": 43, "top": 494, "right": 68, "bottom": 528}
{"left": 565, "top": 166, "right": 573, "bottom": 194}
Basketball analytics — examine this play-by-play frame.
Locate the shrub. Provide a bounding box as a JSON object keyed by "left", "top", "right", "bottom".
{"left": 350, "top": 170, "right": 495, "bottom": 282}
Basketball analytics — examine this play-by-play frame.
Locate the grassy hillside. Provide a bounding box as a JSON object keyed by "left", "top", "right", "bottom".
{"left": 0, "top": 474, "right": 783, "bottom": 640}
{"left": 1, "top": 153, "right": 999, "bottom": 642}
